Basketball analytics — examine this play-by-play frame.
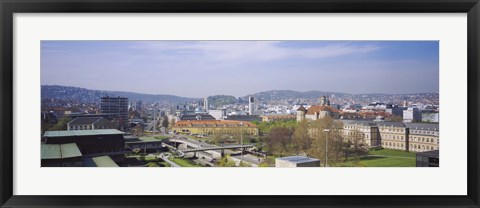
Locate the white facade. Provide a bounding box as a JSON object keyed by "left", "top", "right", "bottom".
{"left": 209, "top": 109, "right": 226, "bottom": 120}
{"left": 403, "top": 107, "right": 421, "bottom": 123}
{"left": 203, "top": 98, "right": 209, "bottom": 112}
{"left": 248, "top": 96, "right": 255, "bottom": 115}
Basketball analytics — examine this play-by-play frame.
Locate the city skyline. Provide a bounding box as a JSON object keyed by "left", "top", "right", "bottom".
{"left": 41, "top": 41, "right": 439, "bottom": 97}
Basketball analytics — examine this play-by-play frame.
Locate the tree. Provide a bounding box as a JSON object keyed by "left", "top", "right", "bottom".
{"left": 292, "top": 119, "right": 311, "bottom": 155}
{"left": 345, "top": 130, "right": 369, "bottom": 163}
{"left": 265, "top": 126, "right": 294, "bottom": 156}
{"left": 169, "top": 118, "right": 176, "bottom": 129}
{"left": 218, "top": 155, "right": 236, "bottom": 167}
{"left": 161, "top": 115, "right": 169, "bottom": 128}
{"left": 387, "top": 115, "right": 403, "bottom": 122}
{"left": 308, "top": 117, "right": 346, "bottom": 167}
{"left": 48, "top": 117, "right": 71, "bottom": 131}
{"left": 211, "top": 131, "right": 224, "bottom": 145}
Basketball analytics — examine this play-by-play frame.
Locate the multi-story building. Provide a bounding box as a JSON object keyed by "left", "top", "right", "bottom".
{"left": 377, "top": 122, "right": 409, "bottom": 151}
{"left": 67, "top": 117, "right": 116, "bottom": 131}
{"left": 329, "top": 120, "right": 439, "bottom": 152}
{"left": 403, "top": 107, "right": 421, "bottom": 123}
{"left": 405, "top": 123, "right": 439, "bottom": 152}
{"left": 172, "top": 120, "right": 258, "bottom": 136}
{"left": 42, "top": 129, "right": 126, "bottom": 155}
{"left": 339, "top": 120, "right": 380, "bottom": 147}
{"left": 100, "top": 96, "right": 129, "bottom": 130}
{"left": 209, "top": 109, "right": 227, "bottom": 120}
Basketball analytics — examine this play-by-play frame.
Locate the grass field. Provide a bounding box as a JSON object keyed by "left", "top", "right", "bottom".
{"left": 338, "top": 149, "right": 416, "bottom": 167}
{"left": 169, "top": 157, "right": 201, "bottom": 167}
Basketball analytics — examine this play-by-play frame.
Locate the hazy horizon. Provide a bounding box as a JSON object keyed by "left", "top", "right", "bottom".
{"left": 41, "top": 41, "right": 439, "bottom": 97}
{"left": 42, "top": 84, "right": 439, "bottom": 99}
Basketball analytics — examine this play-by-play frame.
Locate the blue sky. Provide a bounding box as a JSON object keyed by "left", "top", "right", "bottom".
{"left": 41, "top": 41, "right": 439, "bottom": 97}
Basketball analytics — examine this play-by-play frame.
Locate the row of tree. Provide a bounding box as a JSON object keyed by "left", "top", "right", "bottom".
{"left": 264, "top": 117, "right": 369, "bottom": 167}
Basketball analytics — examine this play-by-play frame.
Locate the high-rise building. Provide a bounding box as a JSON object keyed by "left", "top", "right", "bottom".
{"left": 100, "top": 96, "right": 129, "bottom": 130}
{"left": 204, "top": 97, "right": 209, "bottom": 113}
{"left": 248, "top": 96, "right": 255, "bottom": 115}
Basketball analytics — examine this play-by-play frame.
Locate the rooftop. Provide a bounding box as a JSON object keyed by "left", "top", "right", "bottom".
{"left": 306, "top": 105, "right": 341, "bottom": 115}
{"left": 41, "top": 143, "right": 82, "bottom": 159}
{"left": 416, "top": 150, "right": 439, "bottom": 157}
{"left": 68, "top": 117, "right": 104, "bottom": 125}
{"left": 43, "top": 129, "right": 124, "bottom": 137}
{"left": 91, "top": 156, "right": 119, "bottom": 167}
{"left": 174, "top": 120, "right": 257, "bottom": 128}
{"left": 276, "top": 156, "right": 320, "bottom": 164}
{"left": 404, "top": 123, "right": 439, "bottom": 131}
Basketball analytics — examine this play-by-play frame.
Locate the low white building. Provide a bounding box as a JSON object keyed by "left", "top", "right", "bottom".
{"left": 275, "top": 156, "right": 321, "bottom": 167}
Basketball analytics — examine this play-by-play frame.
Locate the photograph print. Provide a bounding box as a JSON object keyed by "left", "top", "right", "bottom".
{"left": 40, "top": 41, "right": 439, "bottom": 168}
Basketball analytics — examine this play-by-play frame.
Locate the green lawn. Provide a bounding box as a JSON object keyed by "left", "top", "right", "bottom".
{"left": 368, "top": 149, "right": 416, "bottom": 158}
{"left": 154, "top": 135, "right": 171, "bottom": 140}
{"left": 169, "top": 157, "right": 201, "bottom": 167}
{"left": 338, "top": 149, "right": 416, "bottom": 167}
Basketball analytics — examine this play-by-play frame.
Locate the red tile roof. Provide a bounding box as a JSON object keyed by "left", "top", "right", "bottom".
{"left": 306, "top": 105, "right": 341, "bottom": 115}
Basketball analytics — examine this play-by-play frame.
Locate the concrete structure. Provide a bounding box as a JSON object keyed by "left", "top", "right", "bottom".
{"left": 416, "top": 150, "right": 439, "bottom": 167}
{"left": 204, "top": 97, "right": 209, "bottom": 113}
{"left": 224, "top": 115, "right": 261, "bottom": 122}
{"left": 209, "top": 109, "right": 227, "bottom": 120}
{"left": 403, "top": 107, "right": 421, "bottom": 123}
{"left": 124, "top": 136, "right": 164, "bottom": 152}
{"left": 100, "top": 96, "right": 129, "bottom": 130}
{"left": 84, "top": 156, "right": 119, "bottom": 167}
{"left": 172, "top": 120, "right": 258, "bottom": 136}
{"left": 275, "top": 156, "right": 321, "bottom": 167}
{"left": 43, "top": 129, "right": 126, "bottom": 155}
{"left": 296, "top": 106, "right": 307, "bottom": 122}
{"left": 67, "top": 117, "right": 115, "bottom": 131}
{"left": 179, "top": 114, "right": 216, "bottom": 121}
{"left": 248, "top": 96, "right": 255, "bottom": 115}
{"left": 41, "top": 143, "right": 83, "bottom": 167}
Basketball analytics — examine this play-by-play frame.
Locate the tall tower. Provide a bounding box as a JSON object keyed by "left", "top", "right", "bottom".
{"left": 320, "top": 95, "right": 328, "bottom": 106}
{"left": 204, "top": 97, "right": 209, "bottom": 113}
{"left": 297, "top": 105, "right": 307, "bottom": 122}
{"left": 248, "top": 96, "right": 255, "bottom": 115}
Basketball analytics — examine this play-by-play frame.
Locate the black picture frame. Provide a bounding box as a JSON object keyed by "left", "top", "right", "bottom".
{"left": 1, "top": 0, "right": 479, "bottom": 207}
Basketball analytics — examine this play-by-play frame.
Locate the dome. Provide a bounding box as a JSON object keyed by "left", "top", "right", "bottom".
{"left": 195, "top": 106, "right": 204, "bottom": 113}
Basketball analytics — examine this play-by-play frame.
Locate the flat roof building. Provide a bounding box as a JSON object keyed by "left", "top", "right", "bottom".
{"left": 41, "top": 143, "right": 83, "bottom": 167}
{"left": 275, "top": 156, "right": 321, "bottom": 167}
{"left": 416, "top": 150, "right": 439, "bottom": 167}
{"left": 84, "top": 156, "right": 119, "bottom": 167}
{"left": 43, "top": 129, "right": 125, "bottom": 155}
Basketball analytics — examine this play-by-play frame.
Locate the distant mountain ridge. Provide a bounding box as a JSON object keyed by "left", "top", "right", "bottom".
{"left": 42, "top": 85, "right": 438, "bottom": 104}
{"left": 41, "top": 85, "right": 197, "bottom": 104}
{"left": 245, "top": 90, "right": 351, "bottom": 100}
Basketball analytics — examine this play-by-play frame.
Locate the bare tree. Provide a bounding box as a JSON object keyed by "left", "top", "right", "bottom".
{"left": 308, "top": 117, "right": 346, "bottom": 166}
{"left": 292, "top": 119, "right": 311, "bottom": 155}
{"left": 265, "top": 127, "right": 294, "bottom": 156}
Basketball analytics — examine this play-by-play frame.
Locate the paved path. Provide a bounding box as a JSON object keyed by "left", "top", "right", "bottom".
{"left": 155, "top": 153, "right": 181, "bottom": 167}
